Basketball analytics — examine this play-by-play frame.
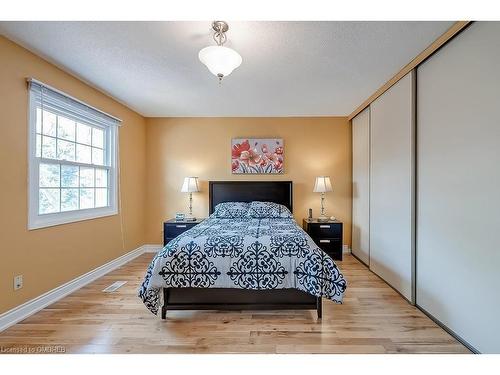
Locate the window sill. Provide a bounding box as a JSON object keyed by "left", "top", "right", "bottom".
{"left": 28, "top": 206, "right": 118, "bottom": 230}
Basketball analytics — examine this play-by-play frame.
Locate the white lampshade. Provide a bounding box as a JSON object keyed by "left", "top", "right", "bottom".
{"left": 313, "top": 176, "right": 333, "bottom": 193}
{"left": 181, "top": 177, "right": 200, "bottom": 193}
{"left": 198, "top": 46, "right": 242, "bottom": 78}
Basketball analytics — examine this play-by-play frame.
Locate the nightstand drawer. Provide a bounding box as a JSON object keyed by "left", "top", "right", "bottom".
{"left": 313, "top": 238, "right": 342, "bottom": 260}
{"left": 163, "top": 219, "right": 204, "bottom": 246}
{"left": 307, "top": 223, "right": 342, "bottom": 238}
{"left": 164, "top": 222, "right": 196, "bottom": 238}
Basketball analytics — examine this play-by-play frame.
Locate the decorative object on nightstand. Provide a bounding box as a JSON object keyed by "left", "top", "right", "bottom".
{"left": 303, "top": 218, "right": 343, "bottom": 261}
{"left": 163, "top": 218, "right": 204, "bottom": 246}
{"left": 313, "top": 176, "right": 333, "bottom": 222}
{"left": 181, "top": 177, "right": 199, "bottom": 221}
{"left": 174, "top": 213, "right": 185, "bottom": 222}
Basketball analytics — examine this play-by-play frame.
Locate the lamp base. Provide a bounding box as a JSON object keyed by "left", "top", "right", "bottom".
{"left": 317, "top": 215, "right": 329, "bottom": 222}
{"left": 185, "top": 214, "right": 197, "bottom": 222}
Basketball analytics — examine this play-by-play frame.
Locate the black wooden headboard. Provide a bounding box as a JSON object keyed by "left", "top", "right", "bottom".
{"left": 209, "top": 181, "right": 293, "bottom": 214}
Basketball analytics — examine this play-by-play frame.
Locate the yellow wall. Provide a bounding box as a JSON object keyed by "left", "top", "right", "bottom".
{"left": 0, "top": 36, "right": 147, "bottom": 314}
{"left": 145, "top": 117, "right": 352, "bottom": 246}
{"left": 0, "top": 36, "right": 353, "bottom": 315}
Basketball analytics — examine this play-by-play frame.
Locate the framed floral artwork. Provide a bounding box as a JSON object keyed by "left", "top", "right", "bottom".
{"left": 231, "top": 138, "right": 284, "bottom": 174}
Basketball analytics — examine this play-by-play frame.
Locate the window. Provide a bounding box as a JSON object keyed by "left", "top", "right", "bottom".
{"left": 28, "top": 80, "right": 121, "bottom": 229}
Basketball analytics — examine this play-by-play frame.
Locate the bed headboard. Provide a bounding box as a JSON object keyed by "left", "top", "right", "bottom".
{"left": 209, "top": 181, "right": 293, "bottom": 214}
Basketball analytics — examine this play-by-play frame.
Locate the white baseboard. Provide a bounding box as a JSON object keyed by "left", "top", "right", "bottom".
{"left": 343, "top": 245, "right": 351, "bottom": 254}
{"left": 1, "top": 241, "right": 343, "bottom": 332}
{"left": 142, "top": 244, "right": 163, "bottom": 253}
{"left": 0, "top": 244, "right": 156, "bottom": 332}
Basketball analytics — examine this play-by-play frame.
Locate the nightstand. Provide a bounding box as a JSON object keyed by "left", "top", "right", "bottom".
{"left": 163, "top": 218, "right": 204, "bottom": 246}
{"left": 303, "top": 218, "right": 343, "bottom": 261}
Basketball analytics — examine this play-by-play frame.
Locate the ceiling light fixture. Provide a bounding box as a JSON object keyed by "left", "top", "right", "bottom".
{"left": 198, "top": 21, "right": 242, "bottom": 83}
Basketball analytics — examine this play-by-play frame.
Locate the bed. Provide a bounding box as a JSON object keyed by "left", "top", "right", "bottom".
{"left": 139, "top": 181, "right": 346, "bottom": 319}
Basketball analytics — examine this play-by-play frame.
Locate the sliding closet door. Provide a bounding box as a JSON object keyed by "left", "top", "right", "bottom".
{"left": 369, "top": 71, "right": 414, "bottom": 302}
{"left": 351, "top": 108, "right": 370, "bottom": 265}
{"left": 417, "top": 22, "right": 500, "bottom": 353}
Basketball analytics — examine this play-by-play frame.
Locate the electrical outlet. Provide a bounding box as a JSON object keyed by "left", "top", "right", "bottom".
{"left": 14, "top": 275, "right": 23, "bottom": 291}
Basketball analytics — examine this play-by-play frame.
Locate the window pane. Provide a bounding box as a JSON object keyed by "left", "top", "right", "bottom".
{"left": 42, "top": 136, "right": 56, "bottom": 159}
{"left": 92, "top": 147, "right": 104, "bottom": 165}
{"left": 76, "top": 122, "right": 92, "bottom": 145}
{"left": 92, "top": 127, "right": 104, "bottom": 148}
{"left": 61, "top": 188, "right": 79, "bottom": 212}
{"left": 36, "top": 134, "right": 41, "bottom": 157}
{"left": 61, "top": 165, "right": 79, "bottom": 187}
{"left": 80, "top": 188, "right": 94, "bottom": 209}
{"left": 30, "top": 87, "right": 117, "bottom": 227}
{"left": 58, "top": 116, "right": 76, "bottom": 141}
{"left": 57, "top": 139, "right": 76, "bottom": 161}
{"left": 42, "top": 111, "right": 57, "bottom": 136}
{"left": 39, "top": 188, "right": 60, "bottom": 214}
{"left": 80, "top": 167, "right": 94, "bottom": 187}
{"left": 95, "top": 169, "right": 108, "bottom": 188}
{"left": 95, "top": 188, "right": 108, "bottom": 208}
{"left": 39, "top": 163, "right": 60, "bottom": 187}
{"left": 76, "top": 144, "right": 91, "bottom": 164}
{"left": 36, "top": 108, "right": 42, "bottom": 133}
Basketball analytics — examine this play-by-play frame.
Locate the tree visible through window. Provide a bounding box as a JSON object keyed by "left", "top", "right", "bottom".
{"left": 28, "top": 80, "right": 120, "bottom": 229}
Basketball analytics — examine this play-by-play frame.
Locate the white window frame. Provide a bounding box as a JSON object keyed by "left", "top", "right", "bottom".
{"left": 27, "top": 79, "right": 120, "bottom": 230}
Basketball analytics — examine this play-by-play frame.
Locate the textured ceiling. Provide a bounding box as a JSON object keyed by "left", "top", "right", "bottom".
{"left": 0, "top": 21, "right": 453, "bottom": 117}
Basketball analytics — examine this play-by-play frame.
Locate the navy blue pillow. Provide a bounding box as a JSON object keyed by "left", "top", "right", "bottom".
{"left": 213, "top": 202, "right": 250, "bottom": 218}
{"left": 247, "top": 201, "right": 293, "bottom": 218}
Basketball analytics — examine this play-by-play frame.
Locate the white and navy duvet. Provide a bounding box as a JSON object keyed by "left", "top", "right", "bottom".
{"left": 139, "top": 216, "right": 347, "bottom": 315}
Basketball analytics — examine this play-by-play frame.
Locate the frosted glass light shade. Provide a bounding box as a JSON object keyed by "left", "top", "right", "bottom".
{"left": 198, "top": 46, "right": 242, "bottom": 78}
{"left": 181, "top": 177, "right": 200, "bottom": 193}
{"left": 313, "top": 176, "right": 333, "bottom": 193}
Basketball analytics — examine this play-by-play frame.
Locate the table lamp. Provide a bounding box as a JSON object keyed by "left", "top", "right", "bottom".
{"left": 181, "top": 177, "right": 199, "bottom": 221}
{"left": 313, "top": 176, "right": 333, "bottom": 222}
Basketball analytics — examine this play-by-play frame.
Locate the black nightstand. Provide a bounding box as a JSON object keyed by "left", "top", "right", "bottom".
{"left": 163, "top": 218, "right": 204, "bottom": 246}
{"left": 303, "top": 218, "right": 343, "bottom": 261}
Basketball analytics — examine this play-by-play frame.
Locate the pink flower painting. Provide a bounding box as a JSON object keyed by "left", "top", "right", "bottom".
{"left": 231, "top": 138, "right": 284, "bottom": 174}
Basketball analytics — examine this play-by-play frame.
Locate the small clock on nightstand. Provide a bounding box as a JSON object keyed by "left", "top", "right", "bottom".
{"left": 303, "top": 218, "right": 343, "bottom": 261}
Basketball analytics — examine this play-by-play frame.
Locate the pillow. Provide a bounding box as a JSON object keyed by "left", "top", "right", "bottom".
{"left": 247, "top": 201, "right": 293, "bottom": 219}
{"left": 213, "top": 202, "right": 250, "bottom": 218}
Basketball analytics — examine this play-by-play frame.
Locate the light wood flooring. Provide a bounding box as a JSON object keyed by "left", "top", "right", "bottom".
{"left": 0, "top": 253, "right": 470, "bottom": 354}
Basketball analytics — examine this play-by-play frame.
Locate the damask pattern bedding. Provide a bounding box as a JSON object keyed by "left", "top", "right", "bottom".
{"left": 139, "top": 216, "right": 347, "bottom": 315}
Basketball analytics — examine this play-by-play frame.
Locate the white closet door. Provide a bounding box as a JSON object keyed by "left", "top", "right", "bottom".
{"left": 369, "top": 71, "right": 415, "bottom": 301}
{"left": 352, "top": 108, "right": 370, "bottom": 265}
{"left": 417, "top": 22, "right": 500, "bottom": 353}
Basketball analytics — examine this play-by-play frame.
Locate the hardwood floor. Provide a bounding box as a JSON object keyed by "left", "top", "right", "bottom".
{"left": 0, "top": 253, "right": 470, "bottom": 354}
